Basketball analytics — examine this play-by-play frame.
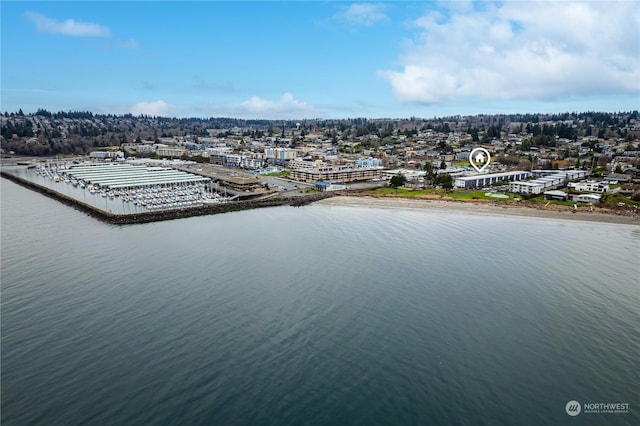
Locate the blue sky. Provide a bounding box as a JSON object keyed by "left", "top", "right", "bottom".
{"left": 2, "top": 1, "right": 639, "bottom": 119}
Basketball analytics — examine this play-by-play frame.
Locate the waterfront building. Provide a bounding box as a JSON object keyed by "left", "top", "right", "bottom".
{"left": 290, "top": 165, "right": 382, "bottom": 183}
{"left": 543, "top": 190, "right": 568, "bottom": 200}
{"left": 509, "top": 170, "right": 589, "bottom": 194}
{"left": 573, "top": 194, "right": 602, "bottom": 203}
{"left": 568, "top": 180, "right": 611, "bottom": 193}
{"left": 313, "top": 182, "right": 348, "bottom": 191}
{"left": 508, "top": 181, "right": 545, "bottom": 195}
{"left": 509, "top": 175, "right": 565, "bottom": 194}
{"left": 64, "top": 163, "right": 210, "bottom": 191}
{"left": 223, "top": 175, "right": 262, "bottom": 192}
{"left": 455, "top": 171, "right": 530, "bottom": 188}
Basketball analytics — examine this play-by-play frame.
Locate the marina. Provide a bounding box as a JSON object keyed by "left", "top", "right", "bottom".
{"left": 9, "top": 161, "right": 226, "bottom": 215}
{"left": 1, "top": 161, "right": 332, "bottom": 224}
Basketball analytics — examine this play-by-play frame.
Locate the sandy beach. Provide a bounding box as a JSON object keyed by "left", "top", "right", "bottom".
{"left": 314, "top": 195, "right": 640, "bottom": 225}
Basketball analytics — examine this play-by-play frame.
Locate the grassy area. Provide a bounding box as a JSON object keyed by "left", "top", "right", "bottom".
{"left": 367, "top": 187, "right": 524, "bottom": 202}
{"left": 448, "top": 190, "right": 496, "bottom": 201}
{"left": 364, "top": 186, "right": 640, "bottom": 211}
{"left": 263, "top": 170, "right": 291, "bottom": 177}
{"left": 299, "top": 188, "right": 319, "bottom": 193}
{"left": 601, "top": 192, "right": 640, "bottom": 208}
{"left": 367, "top": 187, "right": 444, "bottom": 197}
{"left": 526, "top": 193, "right": 640, "bottom": 208}
{"left": 447, "top": 190, "right": 520, "bottom": 202}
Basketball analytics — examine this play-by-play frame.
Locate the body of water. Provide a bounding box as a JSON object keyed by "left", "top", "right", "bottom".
{"left": 2, "top": 178, "right": 639, "bottom": 425}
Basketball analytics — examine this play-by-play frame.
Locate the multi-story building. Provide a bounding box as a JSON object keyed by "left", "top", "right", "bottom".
{"left": 568, "top": 180, "right": 611, "bottom": 193}
{"left": 209, "top": 153, "right": 264, "bottom": 170}
{"left": 509, "top": 170, "right": 589, "bottom": 194}
{"left": 573, "top": 194, "right": 602, "bottom": 203}
{"left": 209, "top": 153, "right": 236, "bottom": 167}
{"left": 155, "top": 145, "right": 187, "bottom": 157}
{"left": 242, "top": 157, "right": 265, "bottom": 170}
{"left": 291, "top": 164, "right": 382, "bottom": 183}
{"left": 355, "top": 157, "right": 382, "bottom": 167}
{"left": 288, "top": 159, "right": 318, "bottom": 171}
{"left": 264, "top": 147, "right": 298, "bottom": 165}
{"left": 455, "top": 171, "right": 530, "bottom": 188}
{"left": 89, "top": 150, "right": 123, "bottom": 159}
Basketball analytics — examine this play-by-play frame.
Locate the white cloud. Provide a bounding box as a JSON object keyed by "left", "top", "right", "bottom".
{"left": 236, "top": 92, "right": 317, "bottom": 119}
{"left": 25, "top": 12, "right": 110, "bottom": 37}
{"left": 97, "top": 93, "right": 315, "bottom": 119}
{"left": 334, "top": 3, "right": 387, "bottom": 26}
{"left": 380, "top": 2, "right": 640, "bottom": 104}
{"left": 129, "top": 100, "right": 173, "bottom": 116}
{"left": 194, "top": 93, "right": 317, "bottom": 119}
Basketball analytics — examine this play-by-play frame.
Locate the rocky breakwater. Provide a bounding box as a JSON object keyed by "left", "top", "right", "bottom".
{"left": 107, "top": 192, "right": 337, "bottom": 225}
{"left": 1, "top": 170, "right": 338, "bottom": 224}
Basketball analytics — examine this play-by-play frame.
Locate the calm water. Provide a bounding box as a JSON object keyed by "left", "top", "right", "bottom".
{"left": 2, "top": 178, "right": 639, "bottom": 425}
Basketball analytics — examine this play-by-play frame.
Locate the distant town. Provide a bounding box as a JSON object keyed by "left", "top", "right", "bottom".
{"left": 2, "top": 109, "right": 640, "bottom": 215}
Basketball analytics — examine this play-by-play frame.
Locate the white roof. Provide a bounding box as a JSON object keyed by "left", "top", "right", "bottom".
{"left": 456, "top": 170, "right": 530, "bottom": 181}
{"left": 543, "top": 190, "right": 567, "bottom": 197}
{"left": 67, "top": 163, "right": 210, "bottom": 189}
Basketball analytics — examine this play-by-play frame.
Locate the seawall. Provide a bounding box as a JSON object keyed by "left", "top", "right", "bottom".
{"left": 1, "top": 170, "right": 336, "bottom": 225}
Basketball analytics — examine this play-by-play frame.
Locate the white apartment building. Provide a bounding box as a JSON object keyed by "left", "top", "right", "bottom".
{"left": 509, "top": 170, "right": 589, "bottom": 194}
{"left": 156, "top": 145, "right": 187, "bottom": 157}
{"left": 264, "top": 147, "right": 298, "bottom": 162}
{"left": 455, "top": 171, "right": 530, "bottom": 188}
{"left": 573, "top": 194, "right": 602, "bottom": 203}
{"left": 291, "top": 164, "right": 382, "bottom": 183}
{"left": 568, "top": 180, "right": 610, "bottom": 193}
{"left": 508, "top": 181, "right": 545, "bottom": 195}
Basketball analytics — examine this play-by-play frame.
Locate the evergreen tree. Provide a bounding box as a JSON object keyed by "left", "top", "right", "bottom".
{"left": 389, "top": 174, "right": 407, "bottom": 188}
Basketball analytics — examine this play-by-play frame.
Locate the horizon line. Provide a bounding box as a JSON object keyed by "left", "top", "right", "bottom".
{"left": 3, "top": 108, "right": 639, "bottom": 122}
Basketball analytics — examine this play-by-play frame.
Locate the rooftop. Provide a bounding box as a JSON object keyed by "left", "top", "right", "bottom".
{"left": 67, "top": 163, "right": 210, "bottom": 189}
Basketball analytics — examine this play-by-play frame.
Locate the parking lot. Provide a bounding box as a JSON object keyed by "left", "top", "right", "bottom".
{"left": 258, "top": 176, "right": 312, "bottom": 193}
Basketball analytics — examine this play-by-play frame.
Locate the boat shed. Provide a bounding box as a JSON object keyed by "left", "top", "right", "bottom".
{"left": 66, "top": 163, "right": 210, "bottom": 189}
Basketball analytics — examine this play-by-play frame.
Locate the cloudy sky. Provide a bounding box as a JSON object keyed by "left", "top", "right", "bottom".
{"left": 2, "top": 1, "right": 638, "bottom": 119}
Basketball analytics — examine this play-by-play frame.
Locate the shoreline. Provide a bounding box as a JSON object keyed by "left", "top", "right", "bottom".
{"left": 3, "top": 166, "right": 638, "bottom": 225}
{"left": 313, "top": 195, "right": 640, "bottom": 225}
{"left": 1, "top": 172, "right": 334, "bottom": 224}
